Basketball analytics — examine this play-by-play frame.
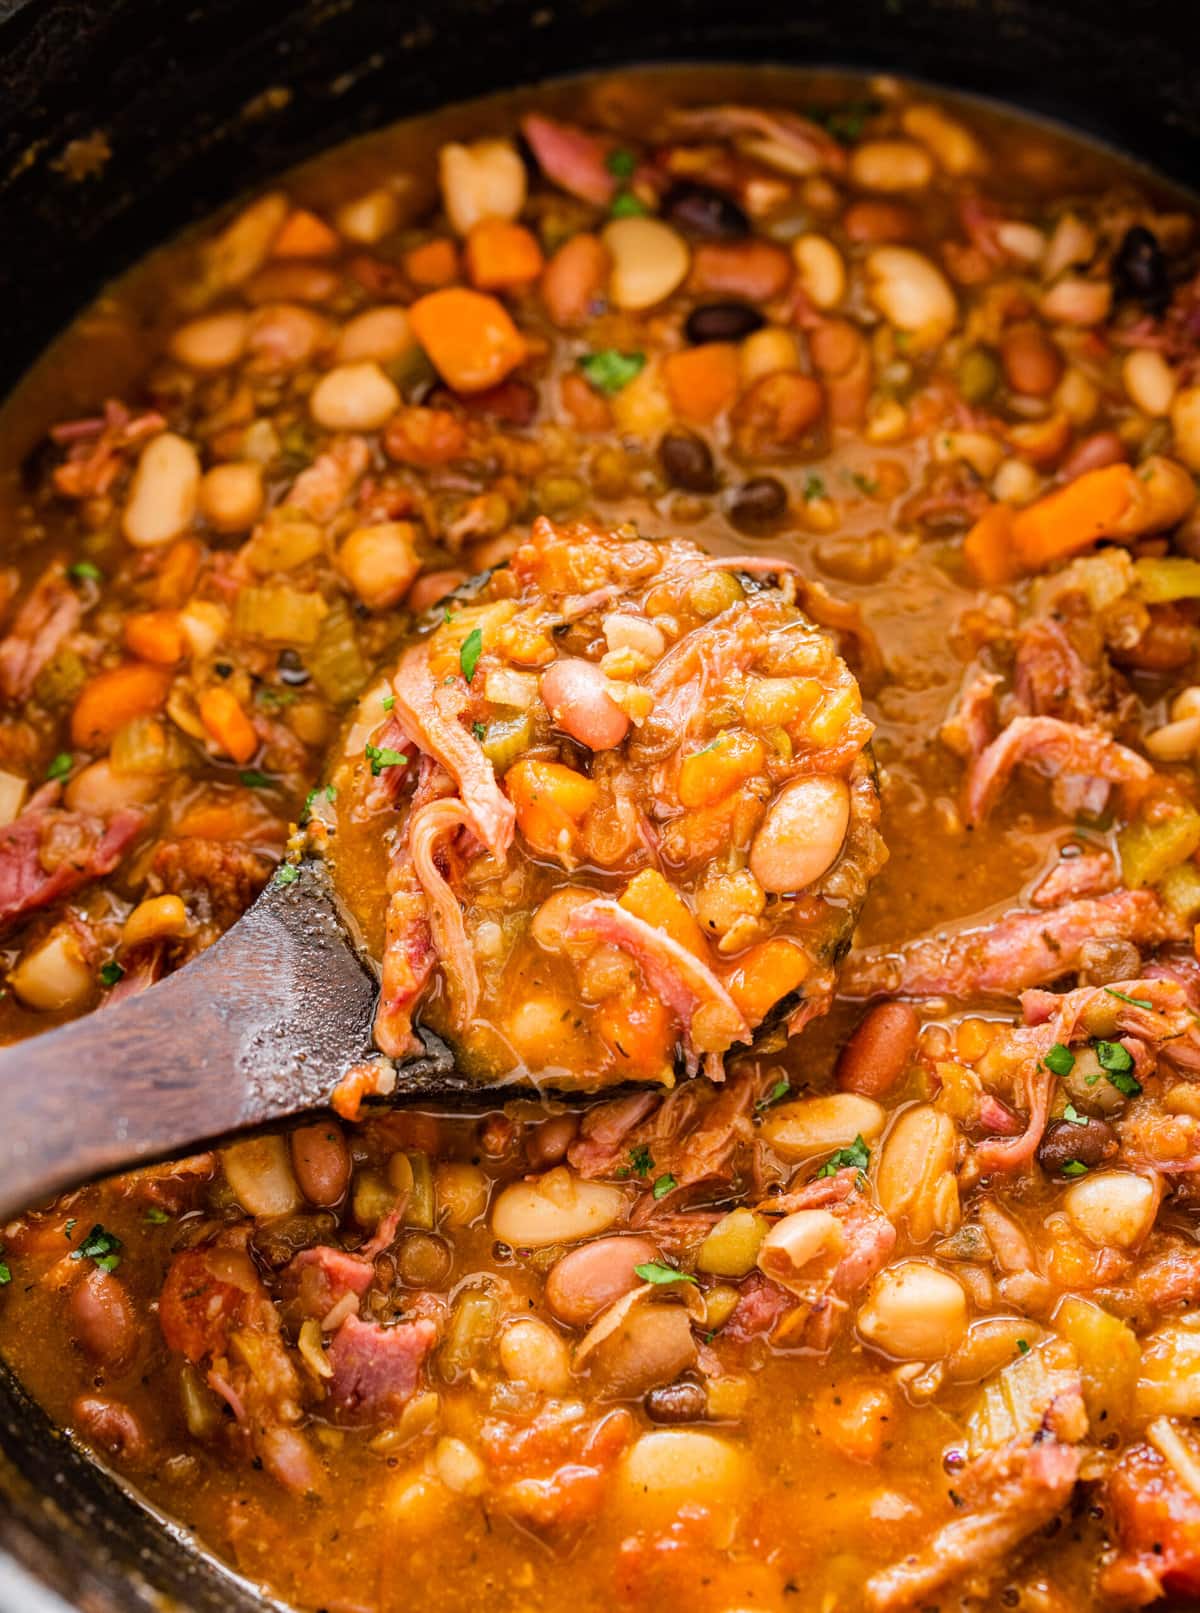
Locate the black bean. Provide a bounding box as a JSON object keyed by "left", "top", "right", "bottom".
{"left": 726, "top": 475, "right": 788, "bottom": 530}
{"left": 659, "top": 429, "right": 717, "bottom": 493}
{"left": 644, "top": 1379, "right": 708, "bottom": 1424}
{"left": 661, "top": 180, "right": 749, "bottom": 240}
{"left": 1036, "top": 1116, "right": 1119, "bottom": 1175}
{"left": 1111, "top": 225, "right": 1170, "bottom": 314}
{"left": 277, "top": 649, "right": 310, "bottom": 686}
{"left": 684, "top": 302, "right": 765, "bottom": 345}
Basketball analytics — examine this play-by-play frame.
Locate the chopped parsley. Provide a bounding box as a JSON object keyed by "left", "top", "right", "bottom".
{"left": 807, "top": 97, "right": 883, "bottom": 145}
{"left": 67, "top": 560, "right": 103, "bottom": 583}
{"left": 255, "top": 686, "right": 295, "bottom": 710}
{"left": 99, "top": 961, "right": 125, "bottom": 988}
{"left": 381, "top": 694, "right": 395, "bottom": 712}
{"left": 628, "top": 1144, "right": 655, "bottom": 1177}
{"left": 64, "top": 1219, "right": 76, "bottom": 1239}
{"left": 847, "top": 470, "right": 879, "bottom": 496}
{"left": 756, "top": 1078, "right": 791, "bottom": 1111}
{"left": 301, "top": 783, "right": 336, "bottom": 823}
{"left": 610, "top": 191, "right": 647, "bottom": 218}
{"left": 365, "top": 742, "right": 408, "bottom": 777}
{"left": 802, "top": 472, "right": 827, "bottom": 502}
{"left": 1061, "top": 1160, "right": 1089, "bottom": 1178}
{"left": 144, "top": 1207, "right": 170, "bottom": 1225}
{"left": 652, "top": 1173, "right": 677, "bottom": 1200}
{"left": 1104, "top": 986, "right": 1153, "bottom": 1009}
{"left": 0, "top": 1260, "right": 9, "bottom": 1287}
{"left": 70, "top": 1223, "right": 122, "bottom": 1273}
{"left": 578, "top": 349, "right": 646, "bottom": 395}
{"left": 472, "top": 720, "right": 487, "bottom": 742}
{"left": 239, "top": 769, "right": 272, "bottom": 789}
{"left": 1044, "top": 1043, "right": 1075, "bottom": 1077}
{"left": 1094, "top": 1039, "right": 1142, "bottom": 1096}
{"left": 605, "top": 147, "right": 636, "bottom": 178}
{"left": 1016, "top": 1338, "right": 1031, "bottom": 1355}
{"left": 459, "top": 627, "right": 483, "bottom": 684}
{"left": 1062, "top": 1104, "right": 1087, "bottom": 1126}
{"left": 818, "top": 1134, "right": 871, "bottom": 1179}
{"left": 45, "top": 752, "right": 72, "bottom": 782}
{"left": 274, "top": 863, "right": 300, "bottom": 887}
{"left": 634, "top": 1261, "right": 698, "bottom": 1287}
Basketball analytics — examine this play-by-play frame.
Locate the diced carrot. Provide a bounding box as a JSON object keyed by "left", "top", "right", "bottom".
{"left": 811, "top": 1381, "right": 895, "bottom": 1464}
{"left": 619, "top": 868, "right": 708, "bottom": 959}
{"left": 560, "top": 371, "right": 612, "bottom": 433}
{"left": 172, "top": 790, "right": 282, "bottom": 843}
{"left": 505, "top": 757, "right": 599, "bottom": 859}
{"left": 405, "top": 238, "right": 459, "bottom": 288}
{"left": 408, "top": 287, "right": 526, "bottom": 394}
{"left": 71, "top": 663, "right": 173, "bottom": 751}
{"left": 271, "top": 207, "right": 341, "bottom": 259}
{"left": 726, "top": 938, "right": 810, "bottom": 1023}
{"left": 594, "top": 991, "right": 675, "bottom": 1079}
{"left": 662, "top": 342, "right": 741, "bottom": 424}
{"left": 1009, "top": 463, "right": 1134, "bottom": 570}
{"left": 678, "top": 729, "right": 766, "bottom": 809}
{"left": 123, "top": 609, "right": 188, "bottom": 665}
{"left": 465, "top": 219, "right": 545, "bottom": 291}
{"left": 154, "top": 536, "right": 204, "bottom": 607}
{"left": 963, "top": 501, "right": 1019, "bottom": 585}
{"left": 198, "top": 686, "right": 259, "bottom": 765}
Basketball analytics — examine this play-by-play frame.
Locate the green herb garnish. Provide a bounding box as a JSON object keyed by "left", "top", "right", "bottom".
{"left": 1016, "top": 1338, "right": 1031, "bottom": 1355}
{"left": 1061, "top": 1160, "right": 1089, "bottom": 1177}
{"left": 459, "top": 627, "right": 483, "bottom": 684}
{"left": 381, "top": 694, "right": 395, "bottom": 712}
{"left": 70, "top": 1224, "right": 122, "bottom": 1273}
{"left": 472, "top": 720, "right": 487, "bottom": 742}
{"left": 610, "top": 191, "right": 647, "bottom": 218}
{"left": 818, "top": 1134, "right": 871, "bottom": 1178}
{"left": 274, "top": 863, "right": 300, "bottom": 887}
{"left": 848, "top": 470, "right": 879, "bottom": 496}
{"left": 144, "top": 1207, "right": 170, "bottom": 1224}
{"left": 756, "top": 1078, "right": 791, "bottom": 1111}
{"left": 239, "top": 769, "right": 272, "bottom": 789}
{"left": 578, "top": 349, "right": 646, "bottom": 394}
{"left": 652, "top": 1173, "right": 677, "bottom": 1200}
{"left": 1104, "top": 987, "right": 1153, "bottom": 1009}
{"left": 628, "top": 1144, "right": 655, "bottom": 1177}
{"left": 1095, "top": 1039, "right": 1142, "bottom": 1096}
{"left": 605, "top": 148, "right": 636, "bottom": 178}
{"left": 64, "top": 1219, "right": 76, "bottom": 1239}
{"left": 802, "top": 473, "right": 827, "bottom": 502}
{"left": 45, "top": 752, "right": 72, "bottom": 782}
{"left": 1044, "top": 1044, "right": 1075, "bottom": 1077}
{"left": 99, "top": 961, "right": 125, "bottom": 988}
{"left": 1062, "top": 1104, "right": 1087, "bottom": 1126}
{"left": 301, "top": 783, "right": 336, "bottom": 823}
{"left": 634, "top": 1261, "right": 698, "bottom": 1287}
{"left": 365, "top": 743, "right": 408, "bottom": 777}
{"left": 68, "top": 560, "right": 103, "bottom": 583}
{"left": 0, "top": 1261, "right": 10, "bottom": 1287}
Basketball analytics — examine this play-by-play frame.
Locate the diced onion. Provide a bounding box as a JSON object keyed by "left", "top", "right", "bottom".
{"left": 233, "top": 584, "right": 329, "bottom": 646}
{"left": 0, "top": 769, "right": 28, "bottom": 828}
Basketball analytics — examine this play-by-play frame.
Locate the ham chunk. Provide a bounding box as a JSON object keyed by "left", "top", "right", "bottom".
{"left": 325, "top": 1313, "right": 437, "bottom": 1422}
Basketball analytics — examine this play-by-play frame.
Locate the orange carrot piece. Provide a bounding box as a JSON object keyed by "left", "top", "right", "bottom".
{"left": 172, "top": 791, "right": 282, "bottom": 843}
{"left": 726, "top": 938, "right": 811, "bottom": 1023}
{"left": 678, "top": 729, "right": 766, "bottom": 809}
{"left": 811, "top": 1381, "right": 895, "bottom": 1463}
{"left": 271, "top": 207, "right": 341, "bottom": 259}
{"left": 404, "top": 238, "right": 459, "bottom": 288}
{"left": 71, "top": 663, "right": 173, "bottom": 751}
{"left": 198, "top": 686, "right": 259, "bottom": 765}
{"left": 408, "top": 287, "right": 527, "bottom": 394}
{"left": 962, "top": 502, "right": 1019, "bottom": 585}
{"left": 618, "top": 868, "right": 708, "bottom": 959}
{"left": 154, "top": 536, "right": 204, "bottom": 608}
{"left": 123, "top": 609, "right": 188, "bottom": 665}
{"left": 662, "top": 342, "right": 741, "bottom": 424}
{"left": 465, "top": 219, "right": 545, "bottom": 291}
{"left": 1009, "top": 463, "right": 1134, "bottom": 570}
{"left": 594, "top": 992, "right": 674, "bottom": 1078}
{"left": 505, "top": 757, "right": 598, "bottom": 858}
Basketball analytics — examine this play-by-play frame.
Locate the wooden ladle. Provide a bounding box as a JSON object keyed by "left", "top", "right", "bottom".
{"left": 0, "top": 861, "right": 473, "bottom": 1218}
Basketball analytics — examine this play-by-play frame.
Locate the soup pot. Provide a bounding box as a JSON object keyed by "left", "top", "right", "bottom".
{"left": 0, "top": 0, "right": 1198, "bottom": 1607}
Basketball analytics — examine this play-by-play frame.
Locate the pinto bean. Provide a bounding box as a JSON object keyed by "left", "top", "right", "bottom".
{"left": 842, "top": 200, "right": 916, "bottom": 243}
{"left": 749, "top": 775, "right": 849, "bottom": 893}
{"left": 540, "top": 657, "right": 629, "bottom": 750}
{"left": 1036, "top": 1116, "right": 1119, "bottom": 1175}
{"left": 587, "top": 1303, "right": 697, "bottom": 1398}
{"left": 289, "top": 1121, "right": 351, "bottom": 1206}
{"left": 70, "top": 1269, "right": 138, "bottom": 1371}
{"left": 1000, "top": 324, "right": 1063, "bottom": 397}
{"left": 72, "top": 1394, "right": 148, "bottom": 1465}
{"left": 1059, "top": 430, "right": 1125, "bottom": 481}
{"left": 541, "top": 233, "right": 610, "bottom": 327}
{"left": 731, "top": 372, "right": 824, "bottom": 457}
{"left": 691, "top": 240, "right": 792, "bottom": 303}
{"left": 836, "top": 1002, "right": 920, "bottom": 1098}
{"left": 645, "top": 1378, "right": 708, "bottom": 1424}
{"left": 526, "top": 1113, "right": 579, "bottom": 1169}
{"left": 544, "top": 1234, "right": 661, "bottom": 1326}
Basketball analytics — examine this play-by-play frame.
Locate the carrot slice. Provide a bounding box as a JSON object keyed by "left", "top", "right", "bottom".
{"left": 678, "top": 729, "right": 766, "bottom": 809}
{"left": 71, "top": 663, "right": 173, "bottom": 751}
{"left": 408, "top": 287, "right": 526, "bottom": 394}
{"left": 662, "top": 342, "right": 741, "bottom": 424}
{"left": 271, "top": 207, "right": 340, "bottom": 259}
{"left": 1009, "top": 463, "right": 1134, "bottom": 570}
{"left": 123, "top": 609, "right": 188, "bottom": 665}
{"left": 465, "top": 219, "right": 545, "bottom": 291}
{"left": 963, "top": 502, "right": 1019, "bottom": 585}
{"left": 618, "top": 868, "right": 708, "bottom": 959}
{"left": 404, "top": 238, "right": 459, "bottom": 289}
{"left": 198, "top": 686, "right": 259, "bottom": 765}
{"left": 726, "top": 938, "right": 811, "bottom": 1023}
{"left": 505, "top": 757, "right": 598, "bottom": 858}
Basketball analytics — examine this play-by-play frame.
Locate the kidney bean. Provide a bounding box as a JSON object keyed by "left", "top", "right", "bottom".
{"left": 1111, "top": 224, "right": 1169, "bottom": 314}
{"left": 70, "top": 1269, "right": 139, "bottom": 1372}
{"left": 645, "top": 1378, "right": 709, "bottom": 1424}
{"left": 836, "top": 1001, "right": 920, "bottom": 1098}
{"left": 1036, "top": 1116, "right": 1119, "bottom": 1175}
{"left": 544, "top": 1234, "right": 661, "bottom": 1327}
{"left": 540, "top": 657, "right": 630, "bottom": 750}
{"left": 731, "top": 372, "right": 824, "bottom": 456}
{"left": 72, "top": 1395, "right": 148, "bottom": 1465}
{"left": 691, "top": 240, "right": 792, "bottom": 303}
{"left": 842, "top": 200, "right": 917, "bottom": 243}
{"left": 526, "top": 1112, "right": 579, "bottom": 1169}
{"left": 290, "top": 1121, "right": 352, "bottom": 1206}
{"left": 541, "top": 232, "right": 610, "bottom": 326}
{"left": 684, "top": 302, "right": 765, "bottom": 344}
{"left": 661, "top": 180, "right": 749, "bottom": 239}
{"left": 659, "top": 428, "right": 718, "bottom": 492}
{"left": 1059, "top": 430, "right": 1125, "bottom": 481}
{"left": 726, "top": 475, "right": 788, "bottom": 530}
{"left": 999, "top": 324, "right": 1063, "bottom": 397}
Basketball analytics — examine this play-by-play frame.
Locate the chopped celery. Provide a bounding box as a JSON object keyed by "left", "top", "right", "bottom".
{"left": 481, "top": 712, "right": 533, "bottom": 771}
{"left": 403, "top": 1152, "right": 436, "bottom": 1231}
{"left": 439, "top": 1287, "right": 498, "bottom": 1381}
{"left": 1054, "top": 1295, "right": 1139, "bottom": 1432}
{"left": 1135, "top": 555, "right": 1200, "bottom": 604}
{"left": 1118, "top": 804, "right": 1200, "bottom": 888}
{"left": 244, "top": 516, "right": 324, "bottom": 575}
{"left": 233, "top": 583, "right": 329, "bottom": 647}
{"left": 967, "top": 1336, "right": 1079, "bottom": 1453}
{"left": 33, "top": 647, "right": 87, "bottom": 709}
{"left": 307, "top": 600, "right": 368, "bottom": 702}
{"left": 1159, "top": 860, "right": 1200, "bottom": 922}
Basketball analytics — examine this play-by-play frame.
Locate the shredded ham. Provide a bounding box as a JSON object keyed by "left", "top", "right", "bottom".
{"left": 1030, "top": 849, "right": 1116, "bottom": 908}
{"left": 970, "top": 1062, "right": 1055, "bottom": 1176}
{"left": 965, "top": 715, "right": 1153, "bottom": 824}
{"left": 408, "top": 797, "right": 480, "bottom": 1026}
{"left": 662, "top": 104, "right": 847, "bottom": 175}
{"left": 0, "top": 562, "right": 82, "bottom": 703}
{"left": 565, "top": 897, "right": 750, "bottom": 1063}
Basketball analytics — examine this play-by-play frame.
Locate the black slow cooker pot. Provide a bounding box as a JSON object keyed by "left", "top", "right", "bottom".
{"left": 0, "top": 1, "right": 1198, "bottom": 1607}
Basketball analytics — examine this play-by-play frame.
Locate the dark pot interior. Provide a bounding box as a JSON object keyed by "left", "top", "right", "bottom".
{"left": 1, "top": 0, "right": 1198, "bottom": 1607}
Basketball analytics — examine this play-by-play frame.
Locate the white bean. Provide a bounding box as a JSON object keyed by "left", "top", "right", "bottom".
{"left": 602, "top": 217, "right": 690, "bottom": 311}
{"left": 617, "top": 1430, "right": 747, "bottom": 1514}
{"left": 791, "top": 234, "right": 846, "bottom": 310}
{"left": 757, "top": 1209, "right": 844, "bottom": 1293}
{"left": 749, "top": 774, "right": 849, "bottom": 893}
{"left": 122, "top": 895, "right": 188, "bottom": 948}
{"left": 1145, "top": 715, "right": 1200, "bottom": 762}
{"left": 900, "top": 104, "right": 986, "bottom": 175}
{"left": 857, "top": 1261, "right": 967, "bottom": 1360}
{"left": 309, "top": 362, "right": 400, "bottom": 432}
{"left": 221, "top": 1135, "right": 301, "bottom": 1218}
{"left": 8, "top": 926, "right": 94, "bottom": 1011}
{"left": 499, "top": 1317, "right": 572, "bottom": 1394}
{"left": 760, "top": 1092, "right": 885, "bottom": 1162}
{"left": 865, "top": 247, "right": 956, "bottom": 334}
{"left": 65, "top": 759, "right": 161, "bottom": 815}
{"left": 1171, "top": 385, "right": 1200, "bottom": 472}
{"left": 739, "top": 325, "right": 800, "bottom": 385}
{"left": 439, "top": 139, "right": 527, "bottom": 236}
{"left": 205, "top": 192, "right": 289, "bottom": 289}
{"left": 122, "top": 433, "right": 201, "bottom": 548}
{"left": 1123, "top": 349, "right": 1177, "bottom": 417}
{"left": 433, "top": 1435, "right": 487, "bottom": 1496}
{"left": 603, "top": 613, "right": 665, "bottom": 664}
{"left": 169, "top": 310, "right": 249, "bottom": 371}
{"left": 336, "top": 306, "right": 415, "bottom": 365}
{"left": 335, "top": 187, "right": 400, "bottom": 245}
{"left": 849, "top": 139, "right": 934, "bottom": 193}
{"left": 540, "top": 658, "right": 629, "bottom": 751}
{"left": 490, "top": 1167, "right": 625, "bottom": 1248}
{"left": 1064, "top": 1170, "right": 1159, "bottom": 1250}
{"left": 1040, "top": 277, "right": 1111, "bottom": 327}
{"left": 199, "top": 462, "right": 264, "bottom": 534}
